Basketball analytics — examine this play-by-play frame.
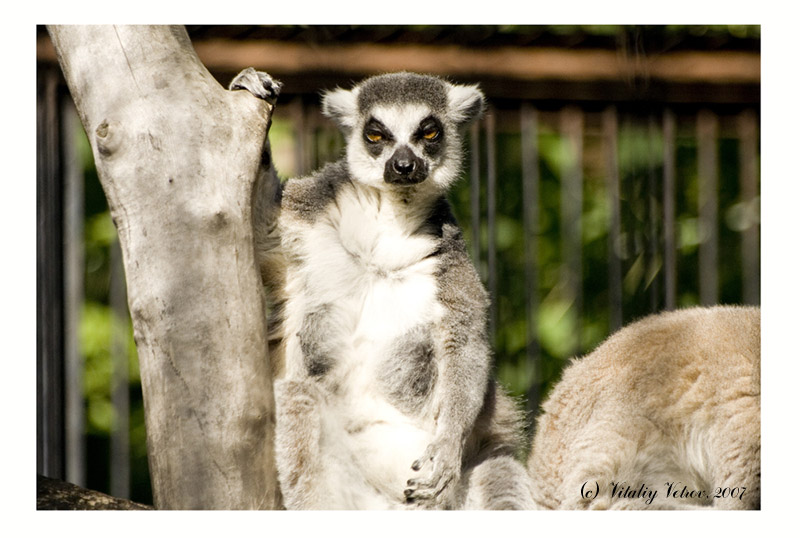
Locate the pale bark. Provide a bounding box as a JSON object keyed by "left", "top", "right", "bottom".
{"left": 47, "top": 25, "right": 279, "bottom": 509}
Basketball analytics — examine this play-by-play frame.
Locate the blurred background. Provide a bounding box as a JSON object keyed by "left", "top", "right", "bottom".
{"left": 36, "top": 25, "right": 760, "bottom": 505}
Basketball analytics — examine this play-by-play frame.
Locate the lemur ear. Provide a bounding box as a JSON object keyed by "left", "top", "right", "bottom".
{"left": 321, "top": 87, "right": 360, "bottom": 132}
{"left": 447, "top": 83, "right": 486, "bottom": 126}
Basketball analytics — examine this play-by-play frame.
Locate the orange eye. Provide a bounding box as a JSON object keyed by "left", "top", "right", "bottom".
{"left": 423, "top": 129, "right": 439, "bottom": 140}
{"left": 366, "top": 132, "right": 383, "bottom": 143}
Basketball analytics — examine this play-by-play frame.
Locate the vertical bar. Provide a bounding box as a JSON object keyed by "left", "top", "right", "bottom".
{"left": 521, "top": 104, "right": 540, "bottom": 411}
{"left": 560, "top": 107, "right": 583, "bottom": 355}
{"left": 486, "top": 110, "right": 498, "bottom": 339}
{"left": 663, "top": 109, "right": 677, "bottom": 310}
{"left": 738, "top": 109, "right": 760, "bottom": 305}
{"left": 62, "top": 98, "right": 86, "bottom": 487}
{"left": 603, "top": 107, "right": 623, "bottom": 331}
{"left": 110, "top": 240, "right": 131, "bottom": 498}
{"left": 697, "top": 110, "right": 719, "bottom": 305}
{"left": 293, "top": 98, "right": 309, "bottom": 176}
{"left": 37, "top": 67, "right": 64, "bottom": 479}
{"left": 320, "top": 123, "right": 342, "bottom": 169}
{"left": 646, "top": 115, "right": 661, "bottom": 312}
{"left": 308, "top": 109, "right": 319, "bottom": 171}
{"left": 470, "top": 121, "right": 481, "bottom": 267}
{"left": 329, "top": 123, "right": 344, "bottom": 164}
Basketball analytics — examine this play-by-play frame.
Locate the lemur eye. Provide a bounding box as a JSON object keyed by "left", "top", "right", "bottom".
{"left": 365, "top": 131, "right": 384, "bottom": 143}
{"left": 418, "top": 116, "right": 443, "bottom": 142}
{"left": 423, "top": 128, "right": 440, "bottom": 141}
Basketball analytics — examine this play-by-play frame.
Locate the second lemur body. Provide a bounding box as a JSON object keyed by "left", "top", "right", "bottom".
{"left": 231, "top": 70, "right": 533, "bottom": 509}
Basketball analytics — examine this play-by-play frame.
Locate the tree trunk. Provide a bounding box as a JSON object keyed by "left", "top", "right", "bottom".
{"left": 47, "top": 25, "right": 279, "bottom": 509}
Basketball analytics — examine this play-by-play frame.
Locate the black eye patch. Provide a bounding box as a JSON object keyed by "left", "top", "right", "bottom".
{"left": 415, "top": 116, "right": 445, "bottom": 156}
{"left": 363, "top": 117, "right": 394, "bottom": 157}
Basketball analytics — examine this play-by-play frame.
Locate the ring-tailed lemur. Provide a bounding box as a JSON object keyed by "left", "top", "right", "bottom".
{"left": 229, "top": 68, "right": 535, "bottom": 509}
{"left": 528, "top": 305, "right": 760, "bottom": 509}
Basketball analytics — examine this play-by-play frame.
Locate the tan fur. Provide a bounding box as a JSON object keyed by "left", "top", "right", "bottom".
{"left": 528, "top": 306, "right": 760, "bottom": 509}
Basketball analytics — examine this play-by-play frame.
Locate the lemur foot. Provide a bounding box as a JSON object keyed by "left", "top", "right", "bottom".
{"left": 229, "top": 67, "right": 283, "bottom": 105}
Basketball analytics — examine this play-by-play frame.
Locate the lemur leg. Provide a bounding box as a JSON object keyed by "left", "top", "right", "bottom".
{"left": 462, "top": 456, "right": 536, "bottom": 509}
{"left": 404, "top": 286, "right": 493, "bottom": 509}
{"left": 273, "top": 379, "right": 354, "bottom": 509}
{"left": 275, "top": 379, "right": 390, "bottom": 509}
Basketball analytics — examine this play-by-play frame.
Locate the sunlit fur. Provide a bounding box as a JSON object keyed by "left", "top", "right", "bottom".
{"left": 528, "top": 306, "right": 760, "bottom": 509}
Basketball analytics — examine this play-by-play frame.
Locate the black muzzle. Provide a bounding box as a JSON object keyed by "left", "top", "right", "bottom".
{"left": 384, "top": 146, "right": 428, "bottom": 185}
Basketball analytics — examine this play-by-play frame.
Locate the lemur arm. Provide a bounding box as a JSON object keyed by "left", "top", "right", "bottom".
{"left": 404, "top": 225, "right": 492, "bottom": 507}
{"left": 229, "top": 68, "right": 285, "bottom": 287}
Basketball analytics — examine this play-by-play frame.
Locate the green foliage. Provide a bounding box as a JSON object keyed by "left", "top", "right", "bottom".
{"left": 80, "top": 301, "right": 140, "bottom": 433}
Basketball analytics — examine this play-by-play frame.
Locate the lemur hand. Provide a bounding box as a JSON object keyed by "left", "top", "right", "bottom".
{"left": 229, "top": 67, "right": 282, "bottom": 106}
{"left": 404, "top": 438, "right": 461, "bottom": 509}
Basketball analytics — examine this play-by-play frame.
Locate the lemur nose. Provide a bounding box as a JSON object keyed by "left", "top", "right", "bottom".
{"left": 385, "top": 145, "right": 427, "bottom": 185}
{"left": 393, "top": 158, "right": 415, "bottom": 175}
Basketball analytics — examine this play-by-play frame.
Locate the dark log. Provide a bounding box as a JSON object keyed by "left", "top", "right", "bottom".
{"left": 37, "top": 475, "right": 154, "bottom": 510}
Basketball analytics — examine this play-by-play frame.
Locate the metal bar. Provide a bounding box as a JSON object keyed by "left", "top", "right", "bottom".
{"left": 738, "top": 109, "right": 760, "bottom": 305}
{"left": 37, "top": 67, "right": 65, "bottom": 479}
{"left": 309, "top": 106, "right": 319, "bottom": 171}
{"left": 697, "top": 110, "right": 719, "bottom": 305}
{"left": 293, "top": 98, "right": 309, "bottom": 176}
{"left": 520, "top": 103, "right": 540, "bottom": 410}
{"left": 603, "top": 107, "right": 623, "bottom": 331}
{"left": 110, "top": 239, "right": 131, "bottom": 499}
{"left": 470, "top": 121, "right": 481, "bottom": 267}
{"left": 62, "top": 97, "right": 86, "bottom": 487}
{"left": 647, "top": 115, "right": 661, "bottom": 312}
{"left": 486, "top": 110, "right": 498, "bottom": 339}
{"left": 560, "top": 107, "right": 583, "bottom": 355}
{"left": 663, "top": 109, "right": 677, "bottom": 310}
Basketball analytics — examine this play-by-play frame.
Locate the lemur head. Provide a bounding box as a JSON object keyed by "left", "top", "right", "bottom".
{"left": 321, "top": 72, "right": 486, "bottom": 193}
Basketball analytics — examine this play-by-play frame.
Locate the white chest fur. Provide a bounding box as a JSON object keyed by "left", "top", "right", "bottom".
{"left": 278, "top": 184, "right": 444, "bottom": 505}
{"left": 281, "top": 183, "right": 443, "bottom": 382}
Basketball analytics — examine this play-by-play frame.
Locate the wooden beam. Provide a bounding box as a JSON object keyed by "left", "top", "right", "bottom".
{"left": 38, "top": 35, "right": 760, "bottom": 85}
{"left": 192, "top": 40, "right": 760, "bottom": 85}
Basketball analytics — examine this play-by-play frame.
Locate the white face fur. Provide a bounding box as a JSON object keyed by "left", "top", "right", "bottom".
{"left": 321, "top": 74, "right": 486, "bottom": 195}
